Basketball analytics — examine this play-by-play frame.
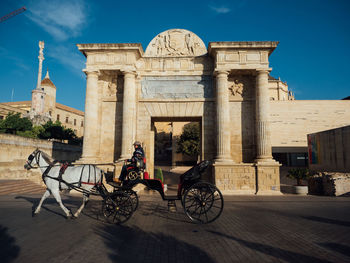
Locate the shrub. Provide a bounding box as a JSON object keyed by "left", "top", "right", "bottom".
{"left": 0, "top": 112, "right": 32, "bottom": 134}
{"left": 287, "top": 168, "right": 310, "bottom": 186}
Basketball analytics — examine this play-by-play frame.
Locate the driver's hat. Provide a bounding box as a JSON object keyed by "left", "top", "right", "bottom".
{"left": 133, "top": 141, "right": 141, "bottom": 146}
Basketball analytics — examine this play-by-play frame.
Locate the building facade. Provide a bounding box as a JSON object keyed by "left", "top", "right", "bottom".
{"left": 77, "top": 29, "right": 350, "bottom": 194}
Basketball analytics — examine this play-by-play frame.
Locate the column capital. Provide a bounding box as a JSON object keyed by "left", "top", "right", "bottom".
{"left": 214, "top": 70, "right": 229, "bottom": 77}
{"left": 122, "top": 71, "right": 137, "bottom": 78}
{"left": 255, "top": 68, "right": 272, "bottom": 75}
{"left": 83, "top": 69, "right": 100, "bottom": 76}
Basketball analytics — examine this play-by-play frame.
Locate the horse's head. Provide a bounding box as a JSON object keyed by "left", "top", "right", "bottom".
{"left": 24, "top": 148, "right": 40, "bottom": 170}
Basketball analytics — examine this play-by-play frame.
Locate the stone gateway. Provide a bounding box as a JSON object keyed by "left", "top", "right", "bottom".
{"left": 76, "top": 29, "right": 294, "bottom": 195}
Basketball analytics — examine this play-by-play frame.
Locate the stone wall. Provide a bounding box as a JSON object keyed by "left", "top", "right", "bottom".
{"left": 213, "top": 164, "right": 256, "bottom": 194}
{"left": 0, "top": 133, "right": 82, "bottom": 184}
{"left": 308, "top": 125, "right": 350, "bottom": 172}
{"left": 270, "top": 100, "right": 350, "bottom": 149}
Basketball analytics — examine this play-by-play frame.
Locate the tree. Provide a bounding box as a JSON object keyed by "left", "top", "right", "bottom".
{"left": 177, "top": 122, "right": 200, "bottom": 156}
{"left": 38, "top": 120, "right": 78, "bottom": 141}
{"left": 0, "top": 112, "right": 32, "bottom": 134}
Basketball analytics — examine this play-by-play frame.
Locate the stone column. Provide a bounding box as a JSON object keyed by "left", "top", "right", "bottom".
{"left": 36, "top": 41, "right": 44, "bottom": 90}
{"left": 81, "top": 70, "right": 100, "bottom": 161}
{"left": 119, "top": 71, "right": 136, "bottom": 160}
{"left": 215, "top": 71, "right": 232, "bottom": 163}
{"left": 255, "top": 69, "right": 273, "bottom": 162}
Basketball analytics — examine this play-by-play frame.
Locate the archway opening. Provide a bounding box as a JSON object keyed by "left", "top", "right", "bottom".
{"left": 151, "top": 117, "right": 202, "bottom": 180}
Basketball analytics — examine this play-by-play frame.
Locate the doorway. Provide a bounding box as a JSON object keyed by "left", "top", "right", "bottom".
{"left": 152, "top": 117, "right": 202, "bottom": 175}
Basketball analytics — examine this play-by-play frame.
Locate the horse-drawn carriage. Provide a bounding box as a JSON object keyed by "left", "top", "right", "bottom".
{"left": 25, "top": 149, "right": 224, "bottom": 224}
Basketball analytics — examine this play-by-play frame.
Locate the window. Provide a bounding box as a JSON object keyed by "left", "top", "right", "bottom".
{"left": 81, "top": 120, "right": 83, "bottom": 127}
{"left": 57, "top": 114, "right": 60, "bottom": 121}
{"left": 0, "top": 116, "right": 3, "bottom": 120}
{"left": 49, "top": 111, "right": 52, "bottom": 116}
{"left": 74, "top": 119, "right": 76, "bottom": 126}
{"left": 66, "top": 117, "right": 69, "bottom": 123}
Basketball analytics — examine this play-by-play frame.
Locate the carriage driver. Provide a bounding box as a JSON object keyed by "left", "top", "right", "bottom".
{"left": 115, "top": 141, "right": 145, "bottom": 184}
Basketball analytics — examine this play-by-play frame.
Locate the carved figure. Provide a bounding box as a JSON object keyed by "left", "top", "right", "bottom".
{"left": 39, "top": 41, "right": 44, "bottom": 50}
{"left": 185, "top": 33, "right": 194, "bottom": 55}
{"left": 155, "top": 35, "right": 165, "bottom": 55}
{"left": 107, "top": 81, "right": 117, "bottom": 96}
{"left": 229, "top": 79, "right": 244, "bottom": 96}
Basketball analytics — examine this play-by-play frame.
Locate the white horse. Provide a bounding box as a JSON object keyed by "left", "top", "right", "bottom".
{"left": 24, "top": 149, "right": 104, "bottom": 218}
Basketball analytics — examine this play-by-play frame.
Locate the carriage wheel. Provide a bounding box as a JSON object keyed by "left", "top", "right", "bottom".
{"left": 127, "top": 171, "right": 139, "bottom": 181}
{"left": 183, "top": 182, "right": 224, "bottom": 224}
{"left": 124, "top": 190, "right": 139, "bottom": 212}
{"left": 102, "top": 191, "right": 134, "bottom": 224}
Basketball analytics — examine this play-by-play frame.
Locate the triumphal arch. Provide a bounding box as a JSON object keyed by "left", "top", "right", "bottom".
{"left": 77, "top": 29, "right": 281, "bottom": 195}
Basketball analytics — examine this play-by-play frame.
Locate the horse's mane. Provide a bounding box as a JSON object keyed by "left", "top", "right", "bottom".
{"left": 40, "top": 151, "right": 56, "bottom": 166}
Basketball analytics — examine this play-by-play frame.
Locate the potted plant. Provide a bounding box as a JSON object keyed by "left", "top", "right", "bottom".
{"left": 287, "top": 168, "right": 310, "bottom": 194}
{"left": 155, "top": 168, "right": 167, "bottom": 191}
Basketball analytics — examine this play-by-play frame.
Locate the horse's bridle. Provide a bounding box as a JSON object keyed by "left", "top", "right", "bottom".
{"left": 25, "top": 150, "right": 41, "bottom": 170}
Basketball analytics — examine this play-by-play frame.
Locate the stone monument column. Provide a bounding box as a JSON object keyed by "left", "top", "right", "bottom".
{"left": 81, "top": 70, "right": 100, "bottom": 161}
{"left": 119, "top": 71, "right": 136, "bottom": 160}
{"left": 255, "top": 69, "right": 273, "bottom": 162}
{"left": 215, "top": 70, "right": 232, "bottom": 163}
{"left": 36, "top": 41, "right": 45, "bottom": 90}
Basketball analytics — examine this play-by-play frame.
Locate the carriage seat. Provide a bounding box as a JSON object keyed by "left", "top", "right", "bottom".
{"left": 180, "top": 160, "right": 210, "bottom": 181}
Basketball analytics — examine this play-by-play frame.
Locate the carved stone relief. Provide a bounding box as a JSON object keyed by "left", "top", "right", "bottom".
{"left": 228, "top": 75, "right": 254, "bottom": 100}
{"left": 145, "top": 29, "right": 207, "bottom": 57}
{"left": 100, "top": 72, "right": 119, "bottom": 98}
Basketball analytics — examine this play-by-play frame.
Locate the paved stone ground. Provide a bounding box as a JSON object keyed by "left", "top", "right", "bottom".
{"left": 0, "top": 192, "right": 349, "bottom": 263}
{"left": 0, "top": 180, "right": 45, "bottom": 196}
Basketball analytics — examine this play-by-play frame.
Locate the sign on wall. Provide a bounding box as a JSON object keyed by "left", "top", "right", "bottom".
{"left": 141, "top": 76, "right": 213, "bottom": 99}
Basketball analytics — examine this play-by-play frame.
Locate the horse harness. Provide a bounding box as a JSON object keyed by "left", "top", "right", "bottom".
{"left": 31, "top": 150, "right": 102, "bottom": 192}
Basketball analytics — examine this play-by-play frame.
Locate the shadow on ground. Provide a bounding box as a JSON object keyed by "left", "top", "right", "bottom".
{"left": 0, "top": 225, "right": 20, "bottom": 263}
{"left": 208, "top": 230, "right": 332, "bottom": 263}
{"left": 94, "top": 224, "right": 215, "bottom": 263}
{"left": 15, "top": 195, "right": 84, "bottom": 219}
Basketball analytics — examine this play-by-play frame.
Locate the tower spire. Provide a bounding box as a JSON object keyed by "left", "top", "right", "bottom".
{"left": 36, "top": 41, "right": 45, "bottom": 90}
{"left": 45, "top": 68, "right": 50, "bottom": 79}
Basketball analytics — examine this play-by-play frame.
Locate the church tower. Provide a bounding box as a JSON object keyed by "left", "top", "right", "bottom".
{"left": 41, "top": 70, "right": 56, "bottom": 117}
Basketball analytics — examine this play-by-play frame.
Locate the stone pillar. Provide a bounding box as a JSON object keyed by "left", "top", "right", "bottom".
{"left": 36, "top": 41, "right": 44, "bottom": 90}
{"left": 215, "top": 71, "right": 232, "bottom": 163}
{"left": 81, "top": 70, "right": 100, "bottom": 161}
{"left": 255, "top": 69, "right": 282, "bottom": 195}
{"left": 120, "top": 71, "right": 136, "bottom": 160}
{"left": 255, "top": 70, "right": 273, "bottom": 162}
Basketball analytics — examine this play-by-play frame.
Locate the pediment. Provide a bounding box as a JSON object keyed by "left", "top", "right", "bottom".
{"left": 144, "top": 29, "right": 207, "bottom": 57}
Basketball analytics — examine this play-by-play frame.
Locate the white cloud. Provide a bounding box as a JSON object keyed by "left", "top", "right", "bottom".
{"left": 47, "top": 45, "right": 85, "bottom": 76}
{"left": 26, "top": 0, "right": 88, "bottom": 41}
{"left": 209, "top": 5, "right": 231, "bottom": 14}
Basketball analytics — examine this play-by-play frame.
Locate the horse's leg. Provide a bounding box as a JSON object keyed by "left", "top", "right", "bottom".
{"left": 33, "top": 189, "right": 51, "bottom": 215}
{"left": 51, "top": 189, "right": 73, "bottom": 218}
{"left": 74, "top": 193, "right": 89, "bottom": 218}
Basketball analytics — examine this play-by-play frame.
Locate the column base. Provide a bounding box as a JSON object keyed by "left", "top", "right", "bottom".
{"left": 255, "top": 158, "right": 279, "bottom": 165}
{"left": 214, "top": 157, "right": 235, "bottom": 164}
{"left": 256, "top": 162, "right": 282, "bottom": 195}
{"left": 213, "top": 163, "right": 256, "bottom": 195}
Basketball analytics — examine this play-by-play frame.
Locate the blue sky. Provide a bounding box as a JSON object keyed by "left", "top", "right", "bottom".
{"left": 0, "top": 0, "right": 349, "bottom": 111}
